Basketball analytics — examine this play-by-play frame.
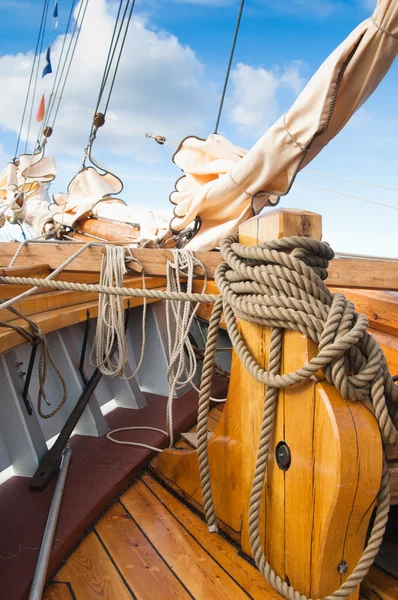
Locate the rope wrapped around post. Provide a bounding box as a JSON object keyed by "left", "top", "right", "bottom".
{"left": 196, "top": 234, "right": 398, "bottom": 600}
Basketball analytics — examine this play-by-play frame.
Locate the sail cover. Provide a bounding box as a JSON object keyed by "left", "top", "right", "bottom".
{"left": 0, "top": 147, "right": 56, "bottom": 232}
{"left": 170, "top": 0, "right": 398, "bottom": 250}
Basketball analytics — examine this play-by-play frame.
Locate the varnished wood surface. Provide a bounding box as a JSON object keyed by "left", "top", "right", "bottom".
{"left": 1, "top": 238, "right": 398, "bottom": 288}
{"left": 50, "top": 472, "right": 283, "bottom": 600}
{"left": 151, "top": 209, "right": 386, "bottom": 599}
{"left": 46, "top": 472, "right": 398, "bottom": 600}
{"left": 0, "top": 277, "right": 166, "bottom": 353}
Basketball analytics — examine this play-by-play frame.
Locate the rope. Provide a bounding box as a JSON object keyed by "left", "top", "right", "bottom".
{"left": 1, "top": 241, "right": 102, "bottom": 418}
{"left": 194, "top": 234, "right": 397, "bottom": 599}
{"left": 0, "top": 242, "right": 94, "bottom": 312}
{"left": 61, "top": 96, "right": 178, "bottom": 145}
{"left": 90, "top": 246, "right": 127, "bottom": 377}
{"left": 106, "top": 426, "right": 167, "bottom": 452}
{"left": 0, "top": 276, "right": 219, "bottom": 303}
{"left": 0, "top": 300, "right": 67, "bottom": 419}
{"left": 164, "top": 249, "right": 208, "bottom": 447}
{"left": 214, "top": 0, "right": 245, "bottom": 134}
{"left": 85, "top": 0, "right": 136, "bottom": 150}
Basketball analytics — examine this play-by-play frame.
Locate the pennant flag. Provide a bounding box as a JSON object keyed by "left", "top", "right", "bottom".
{"left": 42, "top": 46, "right": 52, "bottom": 78}
{"left": 53, "top": 1, "right": 58, "bottom": 29}
{"left": 36, "top": 94, "right": 45, "bottom": 122}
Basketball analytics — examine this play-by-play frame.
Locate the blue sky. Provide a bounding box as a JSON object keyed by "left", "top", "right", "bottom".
{"left": 0, "top": 0, "right": 397, "bottom": 255}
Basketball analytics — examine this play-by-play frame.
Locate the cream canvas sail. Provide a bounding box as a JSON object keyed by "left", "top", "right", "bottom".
{"left": 170, "top": 0, "right": 398, "bottom": 250}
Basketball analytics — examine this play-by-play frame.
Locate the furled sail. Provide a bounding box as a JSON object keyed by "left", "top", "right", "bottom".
{"left": 170, "top": 0, "right": 398, "bottom": 250}
{"left": 0, "top": 147, "right": 56, "bottom": 232}
{"left": 50, "top": 149, "right": 169, "bottom": 243}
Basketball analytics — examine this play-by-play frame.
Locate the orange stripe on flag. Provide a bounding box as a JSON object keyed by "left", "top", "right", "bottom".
{"left": 36, "top": 94, "right": 45, "bottom": 122}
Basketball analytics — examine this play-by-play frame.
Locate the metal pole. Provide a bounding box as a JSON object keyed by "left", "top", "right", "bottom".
{"left": 29, "top": 445, "right": 72, "bottom": 600}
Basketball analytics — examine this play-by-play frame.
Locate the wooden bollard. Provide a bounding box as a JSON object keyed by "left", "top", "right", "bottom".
{"left": 151, "top": 208, "right": 382, "bottom": 599}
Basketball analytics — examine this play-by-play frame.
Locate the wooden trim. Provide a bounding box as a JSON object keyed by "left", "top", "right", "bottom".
{"left": 1, "top": 241, "right": 397, "bottom": 289}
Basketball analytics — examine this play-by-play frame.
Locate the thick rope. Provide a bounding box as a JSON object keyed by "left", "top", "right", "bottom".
{"left": 91, "top": 246, "right": 127, "bottom": 377}
{"left": 0, "top": 276, "right": 218, "bottom": 304}
{"left": 194, "top": 234, "right": 397, "bottom": 600}
{"left": 165, "top": 249, "right": 208, "bottom": 447}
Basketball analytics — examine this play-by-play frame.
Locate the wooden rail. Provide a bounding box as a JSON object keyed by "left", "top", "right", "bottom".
{"left": 1, "top": 242, "right": 398, "bottom": 289}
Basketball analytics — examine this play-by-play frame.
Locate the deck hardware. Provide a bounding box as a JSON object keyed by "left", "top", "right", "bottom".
{"left": 15, "top": 360, "right": 24, "bottom": 367}
{"left": 275, "top": 441, "right": 291, "bottom": 471}
{"left": 22, "top": 343, "right": 38, "bottom": 416}
{"left": 29, "top": 309, "right": 130, "bottom": 491}
{"left": 79, "top": 310, "right": 91, "bottom": 384}
{"left": 337, "top": 561, "right": 348, "bottom": 575}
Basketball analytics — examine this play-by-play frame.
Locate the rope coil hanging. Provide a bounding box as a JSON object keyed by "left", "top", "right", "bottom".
{"left": 195, "top": 234, "right": 398, "bottom": 600}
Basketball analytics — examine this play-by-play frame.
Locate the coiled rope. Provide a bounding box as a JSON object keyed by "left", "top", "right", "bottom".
{"left": 1, "top": 236, "right": 397, "bottom": 596}
{"left": 195, "top": 234, "right": 398, "bottom": 599}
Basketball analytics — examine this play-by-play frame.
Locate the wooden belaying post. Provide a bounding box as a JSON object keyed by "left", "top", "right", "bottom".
{"left": 151, "top": 208, "right": 383, "bottom": 600}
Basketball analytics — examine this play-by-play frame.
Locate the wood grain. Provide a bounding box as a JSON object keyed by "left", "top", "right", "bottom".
{"left": 95, "top": 501, "right": 190, "bottom": 600}
{"left": 42, "top": 582, "right": 74, "bottom": 600}
{"left": 121, "top": 480, "right": 250, "bottom": 600}
{"left": 330, "top": 288, "right": 398, "bottom": 336}
{"left": 360, "top": 566, "right": 398, "bottom": 600}
{"left": 0, "top": 278, "right": 165, "bottom": 353}
{"left": 54, "top": 531, "right": 132, "bottom": 599}
{"left": 1, "top": 236, "right": 397, "bottom": 288}
{"left": 142, "top": 472, "right": 282, "bottom": 600}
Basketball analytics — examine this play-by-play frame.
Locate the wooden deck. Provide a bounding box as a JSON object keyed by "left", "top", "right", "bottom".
{"left": 44, "top": 471, "right": 398, "bottom": 600}
{"left": 43, "top": 406, "right": 398, "bottom": 600}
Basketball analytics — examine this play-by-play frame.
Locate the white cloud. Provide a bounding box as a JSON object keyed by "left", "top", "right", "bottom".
{"left": 227, "top": 61, "right": 306, "bottom": 136}
{"left": 0, "top": 0, "right": 216, "bottom": 164}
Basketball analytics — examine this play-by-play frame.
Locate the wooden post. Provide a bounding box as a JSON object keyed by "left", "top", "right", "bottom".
{"left": 151, "top": 208, "right": 383, "bottom": 599}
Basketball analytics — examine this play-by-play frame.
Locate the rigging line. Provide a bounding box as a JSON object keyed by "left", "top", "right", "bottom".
{"left": 94, "top": 0, "right": 125, "bottom": 117}
{"left": 25, "top": 0, "right": 51, "bottom": 153}
{"left": 103, "top": 0, "right": 136, "bottom": 116}
{"left": 86, "top": 0, "right": 131, "bottom": 144}
{"left": 50, "top": 0, "right": 90, "bottom": 130}
{"left": 15, "top": 0, "right": 50, "bottom": 158}
{"left": 298, "top": 180, "right": 398, "bottom": 211}
{"left": 61, "top": 95, "right": 179, "bottom": 145}
{"left": 40, "top": 0, "right": 77, "bottom": 137}
{"left": 214, "top": 0, "right": 245, "bottom": 134}
{"left": 303, "top": 169, "right": 398, "bottom": 193}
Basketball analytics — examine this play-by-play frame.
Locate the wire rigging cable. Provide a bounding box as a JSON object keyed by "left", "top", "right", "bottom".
{"left": 303, "top": 169, "right": 398, "bottom": 193}
{"left": 38, "top": 0, "right": 78, "bottom": 141}
{"left": 298, "top": 180, "right": 398, "bottom": 211}
{"left": 44, "top": 0, "right": 90, "bottom": 138}
{"left": 86, "top": 0, "right": 137, "bottom": 148}
{"left": 214, "top": 0, "right": 245, "bottom": 134}
{"left": 15, "top": 0, "right": 50, "bottom": 158}
{"left": 25, "top": 0, "right": 51, "bottom": 153}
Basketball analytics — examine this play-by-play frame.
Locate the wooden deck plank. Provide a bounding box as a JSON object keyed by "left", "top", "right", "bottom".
{"left": 141, "top": 472, "right": 282, "bottom": 600}
{"left": 121, "top": 479, "right": 250, "bottom": 600}
{"left": 54, "top": 531, "right": 132, "bottom": 599}
{"left": 95, "top": 501, "right": 191, "bottom": 600}
{"left": 42, "top": 582, "right": 74, "bottom": 599}
{"left": 360, "top": 566, "right": 398, "bottom": 600}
